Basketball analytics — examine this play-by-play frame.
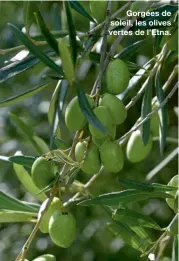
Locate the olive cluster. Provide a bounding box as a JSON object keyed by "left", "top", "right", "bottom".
{"left": 65, "top": 59, "right": 129, "bottom": 175}
{"left": 31, "top": 158, "right": 76, "bottom": 248}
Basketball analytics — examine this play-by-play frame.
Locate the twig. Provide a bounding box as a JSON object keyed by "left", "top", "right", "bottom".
{"left": 119, "top": 82, "right": 178, "bottom": 145}
{"left": 15, "top": 186, "right": 58, "bottom": 261}
{"left": 64, "top": 167, "right": 104, "bottom": 207}
{"left": 146, "top": 147, "right": 178, "bottom": 181}
{"left": 125, "top": 44, "right": 168, "bottom": 111}
{"left": 97, "top": 0, "right": 112, "bottom": 93}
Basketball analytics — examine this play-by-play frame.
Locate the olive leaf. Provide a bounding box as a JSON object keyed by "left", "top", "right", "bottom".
{"left": 113, "top": 208, "right": 161, "bottom": 230}
{"left": 69, "top": 0, "right": 95, "bottom": 22}
{"left": 78, "top": 189, "right": 173, "bottom": 207}
{"left": 13, "top": 162, "right": 47, "bottom": 202}
{"left": 64, "top": 1, "right": 78, "bottom": 64}
{"left": 77, "top": 86, "right": 108, "bottom": 134}
{"left": 23, "top": 1, "right": 40, "bottom": 35}
{"left": 8, "top": 23, "right": 63, "bottom": 75}
{"left": 0, "top": 190, "right": 38, "bottom": 213}
{"left": 141, "top": 76, "right": 153, "bottom": 145}
{"left": 34, "top": 10, "right": 59, "bottom": 55}
{"left": 0, "top": 81, "right": 50, "bottom": 108}
{"left": 107, "top": 222, "right": 147, "bottom": 253}
{"left": 0, "top": 210, "right": 37, "bottom": 223}
{"left": 9, "top": 155, "right": 36, "bottom": 168}
{"left": 58, "top": 39, "right": 75, "bottom": 86}
{"left": 155, "top": 65, "right": 168, "bottom": 154}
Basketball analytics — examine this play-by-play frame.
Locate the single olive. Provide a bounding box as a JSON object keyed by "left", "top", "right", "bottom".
{"left": 39, "top": 197, "right": 63, "bottom": 234}
{"left": 32, "top": 254, "right": 56, "bottom": 261}
{"left": 99, "top": 140, "right": 124, "bottom": 173}
{"left": 75, "top": 141, "right": 101, "bottom": 175}
{"left": 126, "top": 130, "right": 153, "bottom": 163}
{"left": 106, "top": 59, "right": 130, "bottom": 95}
{"left": 100, "top": 93, "right": 127, "bottom": 125}
{"left": 166, "top": 175, "right": 178, "bottom": 211}
{"left": 49, "top": 211, "right": 76, "bottom": 248}
{"left": 89, "top": 106, "right": 115, "bottom": 139}
{"left": 31, "top": 157, "right": 56, "bottom": 190}
{"left": 65, "top": 95, "right": 94, "bottom": 132}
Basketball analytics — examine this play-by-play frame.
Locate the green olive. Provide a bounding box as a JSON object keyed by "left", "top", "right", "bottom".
{"left": 33, "top": 254, "right": 56, "bottom": 261}
{"left": 75, "top": 141, "right": 101, "bottom": 175}
{"left": 100, "top": 93, "right": 127, "bottom": 125}
{"left": 49, "top": 211, "right": 76, "bottom": 248}
{"left": 31, "top": 157, "right": 56, "bottom": 190}
{"left": 106, "top": 59, "right": 130, "bottom": 95}
{"left": 39, "top": 197, "right": 63, "bottom": 233}
{"left": 89, "top": 106, "right": 115, "bottom": 139}
{"left": 166, "top": 175, "right": 178, "bottom": 211}
{"left": 65, "top": 95, "right": 94, "bottom": 132}
{"left": 99, "top": 141, "right": 124, "bottom": 173}
{"left": 126, "top": 130, "right": 153, "bottom": 163}
{"left": 167, "top": 214, "right": 178, "bottom": 236}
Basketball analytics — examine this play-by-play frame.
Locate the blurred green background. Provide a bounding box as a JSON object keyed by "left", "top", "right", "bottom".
{"left": 0, "top": 1, "right": 178, "bottom": 261}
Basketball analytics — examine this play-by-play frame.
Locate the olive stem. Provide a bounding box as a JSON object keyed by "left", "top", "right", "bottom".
{"left": 63, "top": 167, "right": 104, "bottom": 207}
{"left": 118, "top": 81, "right": 178, "bottom": 145}
{"left": 15, "top": 186, "right": 58, "bottom": 261}
{"left": 125, "top": 44, "right": 168, "bottom": 111}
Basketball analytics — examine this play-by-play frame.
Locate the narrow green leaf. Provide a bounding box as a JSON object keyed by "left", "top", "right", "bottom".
{"left": 64, "top": 1, "right": 78, "bottom": 64}
{"left": 33, "top": 136, "right": 49, "bottom": 153}
{"left": 107, "top": 222, "right": 145, "bottom": 253}
{"left": 0, "top": 210, "right": 37, "bottom": 223}
{"left": 81, "top": 35, "right": 100, "bottom": 58}
{"left": 54, "top": 138, "right": 69, "bottom": 150}
{"left": 153, "top": 35, "right": 163, "bottom": 55}
{"left": 8, "top": 23, "right": 63, "bottom": 75}
{"left": 155, "top": 66, "right": 168, "bottom": 154}
{"left": 130, "top": 226, "right": 152, "bottom": 245}
{"left": 0, "top": 156, "right": 10, "bottom": 162}
{"left": 116, "top": 40, "right": 145, "bottom": 60}
{"left": 0, "top": 50, "right": 54, "bottom": 84}
{"left": 141, "top": 76, "right": 153, "bottom": 145}
{"left": 69, "top": 0, "right": 95, "bottom": 22}
{"left": 9, "top": 155, "right": 36, "bottom": 168}
{"left": 113, "top": 208, "right": 161, "bottom": 230}
{"left": 23, "top": 1, "right": 39, "bottom": 35}
{"left": 13, "top": 163, "right": 47, "bottom": 202}
{"left": 118, "top": 179, "right": 178, "bottom": 193}
{"left": 172, "top": 235, "right": 179, "bottom": 261}
{"left": 58, "top": 39, "right": 75, "bottom": 86}
{"left": 78, "top": 189, "right": 173, "bottom": 207}
{"left": 0, "top": 190, "right": 38, "bottom": 213}
{"left": 0, "top": 82, "right": 50, "bottom": 108}
{"left": 9, "top": 112, "right": 43, "bottom": 155}
{"left": 34, "top": 10, "right": 59, "bottom": 55}
{"left": 77, "top": 86, "right": 108, "bottom": 134}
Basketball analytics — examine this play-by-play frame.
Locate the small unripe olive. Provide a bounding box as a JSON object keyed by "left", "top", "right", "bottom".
{"left": 31, "top": 157, "right": 56, "bottom": 190}
{"left": 100, "top": 93, "right": 127, "bottom": 125}
{"left": 89, "top": 106, "right": 114, "bottom": 139}
{"left": 99, "top": 141, "right": 124, "bottom": 173}
{"left": 126, "top": 130, "right": 153, "bottom": 163}
{"left": 65, "top": 95, "right": 94, "bottom": 132}
{"left": 106, "top": 59, "right": 130, "bottom": 95}
{"left": 49, "top": 211, "right": 76, "bottom": 248}
{"left": 90, "top": 1, "right": 118, "bottom": 23}
{"left": 92, "top": 136, "right": 106, "bottom": 148}
{"left": 33, "top": 254, "right": 56, "bottom": 261}
{"left": 75, "top": 141, "right": 101, "bottom": 175}
{"left": 167, "top": 214, "right": 178, "bottom": 236}
{"left": 166, "top": 175, "right": 178, "bottom": 211}
{"left": 39, "top": 197, "right": 63, "bottom": 233}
